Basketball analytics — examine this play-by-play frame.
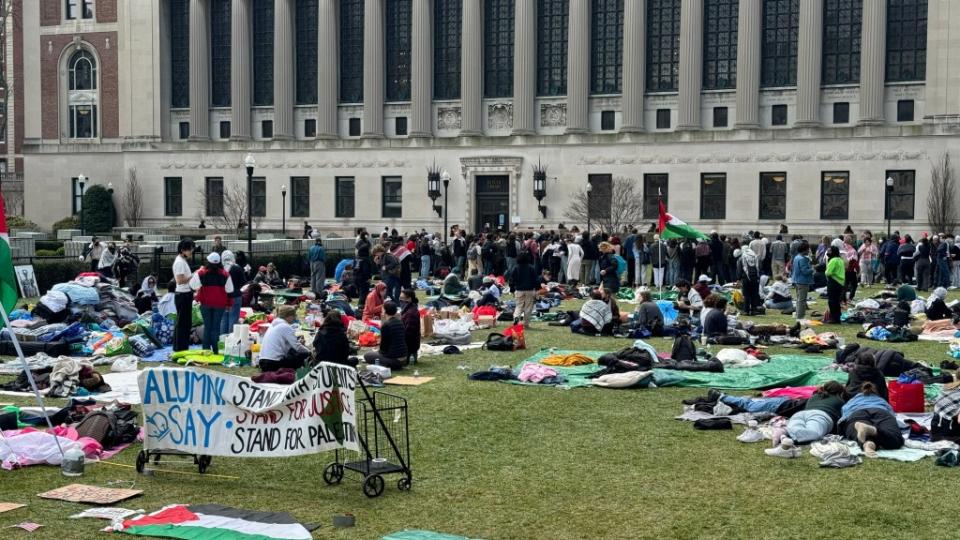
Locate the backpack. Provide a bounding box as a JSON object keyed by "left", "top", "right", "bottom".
{"left": 671, "top": 334, "right": 698, "bottom": 361}
{"left": 483, "top": 333, "right": 515, "bottom": 351}
{"left": 467, "top": 247, "right": 479, "bottom": 261}
{"left": 75, "top": 408, "right": 139, "bottom": 448}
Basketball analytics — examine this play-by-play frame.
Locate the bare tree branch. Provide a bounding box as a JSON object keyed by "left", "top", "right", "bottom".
{"left": 928, "top": 153, "right": 959, "bottom": 235}
{"left": 564, "top": 176, "right": 646, "bottom": 234}
{"left": 196, "top": 180, "right": 264, "bottom": 232}
{"left": 122, "top": 167, "right": 144, "bottom": 227}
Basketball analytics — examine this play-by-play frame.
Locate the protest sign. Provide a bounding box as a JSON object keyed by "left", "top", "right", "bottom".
{"left": 139, "top": 362, "right": 359, "bottom": 458}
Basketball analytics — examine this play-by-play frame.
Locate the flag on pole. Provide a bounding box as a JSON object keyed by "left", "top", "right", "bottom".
{"left": 0, "top": 193, "right": 20, "bottom": 320}
{"left": 657, "top": 200, "right": 708, "bottom": 240}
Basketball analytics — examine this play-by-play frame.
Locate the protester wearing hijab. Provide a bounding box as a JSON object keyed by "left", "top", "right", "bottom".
{"left": 363, "top": 282, "right": 388, "bottom": 321}
{"left": 926, "top": 287, "right": 953, "bottom": 321}
{"left": 442, "top": 272, "right": 467, "bottom": 299}
{"left": 135, "top": 276, "right": 158, "bottom": 314}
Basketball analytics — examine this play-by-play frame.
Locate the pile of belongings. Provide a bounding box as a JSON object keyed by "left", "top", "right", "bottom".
{"left": 857, "top": 325, "right": 918, "bottom": 343}
{"left": 836, "top": 344, "right": 936, "bottom": 379}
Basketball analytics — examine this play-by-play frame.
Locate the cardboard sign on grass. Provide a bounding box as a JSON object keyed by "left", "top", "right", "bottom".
{"left": 140, "top": 362, "right": 360, "bottom": 458}
{"left": 38, "top": 485, "right": 142, "bottom": 505}
{"left": 0, "top": 503, "right": 25, "bottom": 514}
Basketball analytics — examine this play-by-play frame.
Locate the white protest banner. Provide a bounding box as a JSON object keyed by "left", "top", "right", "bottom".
{"left": 139, "top": 362, "right": 359, "bottom": 458}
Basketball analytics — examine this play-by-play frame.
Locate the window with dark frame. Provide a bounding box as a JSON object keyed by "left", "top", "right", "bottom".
{"left": 591, "top": 0, "right": 624, "bottom": 95}
{"left": 219, "top": 121, "right": 231, "bottom": 139}
{"left": 348, "top": 118, "right": 361, "bottom": 136}
{"left": 296, "top": 0, "right": 319, "bottom": 105}
{"left": 340, "top": 0, "right": 364, "bottom": 103}
{"left": 71, "top": 177, "right": 83, "bottom": 214}
{"left": 164, "top": 177, "right": 183, "bottom": 216}
{"left": 484, "top": 0, "right": 515, "bottom": 98}
{"left": 656, "top": 108, "right": 671, "bottom": 129}
{"left": 761, "top": 0, "right": 799, "bottom": 88}
{"left": 885, "top": 169, "right": 916, "bottom": 220}
{"left": 291, "top": 176, "right": 310, "bottom": 217}
{"left": 759, "top": 172, "right": 787, "bottom": 220}
{"left": 382, "top": 176, "right": 403, "bottom": 218}
{"left": 434, "top": 0, "right": 462, "bottom": 100}
{"left": 170, "top": 0, "right": 190, "bottom": 109}
{"left": 700, "top": 173, "right": 727, "bottom": 220}
{"left": 205, "top": 177, "right": 225, "bottom": 217}
{"left": 537, "top": 0, "right": 569, "bottom": 97}
{"left": 385, "top": 0, "right": 412, "bottom": 102}
{"left": 897, "top": 99, "right": 915, "bottom": 122}
{"left": 587, "top": 174, "right": 613, "bottom": 220}
{"left": 886, "top": 0, "right": 927, "bottom": 82}
{"left": 336, "top": 177, "right": 356, "bottom": 218}
{"left": 252, "top": 0, "right": 274, "bottom": 106}
{"left": 833, "top": 102, "right": 850, "bottom": 124}
{"left": 646, "top": 0, "right": 681, "bottom": 92}
{"left": 66, "top": 0, "right": 94, "bottom": 20}
{"left": 261, "top": 120, "right": 273, "bottom": 139}
{"left": 820, "top": 171, "right": 850, "bottom": 220}
{"left": 210, "top": 0, "right": 232, "bottom": 108}
{"left": 713, "top": 106, "right": 728, "bottom": 127}
{"left": 643, "top": 173, "right": 668, "bottom": 219}
{"left": 304, "top": 118, "right": 316, "bottom": 138}
{"left": 395, "top": 116, "right": 408, "bottom": 136}
{"left": 601, "top": 110, "right": 616, "bottom": 131}
{"left": 771, "top": 104, "right": 788, "bottom": 125}
{"left": 822, "top": 0, "right": 862, "bottom": 85}
{"left": 703, "top": 0, "right": 738, "bottom": 90}
{"left": 179, "top": 122, "right": 190, "bottom": 140}
{"left": 251, "top": 178, "right": 266, "bottom": 217}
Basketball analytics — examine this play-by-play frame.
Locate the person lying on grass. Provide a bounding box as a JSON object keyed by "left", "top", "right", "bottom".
{"left": 766, "top": 381, "right": 848, "bottom": 459}
{"left": 839, "top": 381, "right": 903, "bottom": 457}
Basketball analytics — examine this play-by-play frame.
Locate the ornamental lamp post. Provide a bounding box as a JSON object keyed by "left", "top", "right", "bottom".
{"left": 78, "top": 174, "right": 87, "bottom": 235}
{"left": 244, "top": 154, "right": 256, "bottom": 264}
{"left": 427, "top": 163, "right": 442, "bottom": 218}
{"left": 281, "top": 184, "right": 287, "bottom": 237}
{"left": 441, "top": 170, "right": 451, "bottom": 244}
{"left": 885, "top": 176, "right": 895, "bottom": 239}
{"left": 533, "top": 170, "right": 548, "bottom": 219}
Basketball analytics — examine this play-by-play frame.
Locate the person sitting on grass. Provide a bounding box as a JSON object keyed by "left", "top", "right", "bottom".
{"left": 674, "top": 279, "right": 703, "bottom": 317}
{"left": 845, "top": 350, "right": 889, "bottom": 401}
{"left": 633, "top": 290, "right": 664, "bottom": 336}
{"left": 925, "top": 287, "right": 953, "bottom": 321}
{"left": 259, "top": 305, "right": 311, "bottom": 372}
{"left": 467, "top": 269, "right": 484, "bottom": 291}
{"left": 763, "top": 275, "right": 794, "bottom": 312}
{"left": 362, "top": 282, "right": 387, "bottom": 321}
{"left": 839, "top": 382, "right": 903, "bottom": 458}
{"left": 475, "top": 277, "right": 502, "bottom": 308}
{"left": 441, "top": 272, "right": 468, "bottom": 300}
{"left": 254, "top": 263, "right": 285, "bottom": 288}
{"left": 932, "top": 376, "right": 960, "bottom": 443}
{"left": 701, "top": 294, "right": 729, "bottom": 337}
{"left": 362, "top": 302, "right": 409, "bottom": 370}
{"left": 311, "top": 310, "right": 355, "bottom": 367}
{"left": 766, "top": 381, "right": 848, "bottom": 458}
{"left": 573, "top": 290, "right": 614, "bottom": 336}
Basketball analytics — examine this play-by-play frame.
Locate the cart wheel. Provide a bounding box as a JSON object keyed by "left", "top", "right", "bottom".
{"left": 362, "top": 475, "right": 385, "bottom": 498}
{"left": 198, "top": 456, "right": 212, "bottom": 474}
{"left": 135, "top": 451, "right": 147, "bottom": 474}
{"left": 323, "top": 463, "right": 344, "bottom": 485}
{"left": 397, "top": 477, "right": 412, "bottom": 491}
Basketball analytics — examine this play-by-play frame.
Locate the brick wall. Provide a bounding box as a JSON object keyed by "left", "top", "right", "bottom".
{"left": 40, "top": 32, "right": 119, "bottom": 140}
{"left": 40, "top": 0, "right": 60, "bottom": 27}
{"left": 96, "top": 0, "right": 117, "bottom": 23}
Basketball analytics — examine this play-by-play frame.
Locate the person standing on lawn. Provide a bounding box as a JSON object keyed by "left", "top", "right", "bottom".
{"left": 172, "top": 239, "right": 195, "bottom": 352}
{"left": 791, "top": 241, "right": 814, "bottom": 320}
{"left": 825, "top": 246, "right": 846, "bottom": 324}
{"left": 190, "top": 252, "right": 234, "bottom": 353}
{"left": 308, "top": 236, "right": 326, "bottom": 294}
{"left": 509, "top": 252, "right": 539, "bottom": 328}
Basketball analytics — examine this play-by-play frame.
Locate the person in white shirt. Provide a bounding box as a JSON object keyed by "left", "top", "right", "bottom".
{"left": 172, "top": 239, "right": 195, "bottom": 352}
{"left": 674, "top": 279, "right": 703, "bottom": 317}
{"left": 98, "top": 242, "right": 118, "bottom": 278}
{"left": 259, "top": 305, "right": 311, "bottom": 372}
{"left": 749, "top": 232, "right": 767, "bottom": 264}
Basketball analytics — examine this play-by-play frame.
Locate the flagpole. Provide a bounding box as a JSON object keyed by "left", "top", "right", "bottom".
{"left": 0, "top": 301, "right": 65, "bottom": 458}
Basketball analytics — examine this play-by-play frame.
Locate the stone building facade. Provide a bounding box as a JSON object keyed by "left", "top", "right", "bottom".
{"left": 15, "top": 0, "right": 960, "bottom": 235}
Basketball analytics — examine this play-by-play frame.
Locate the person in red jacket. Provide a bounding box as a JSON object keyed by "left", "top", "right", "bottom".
{"left": 190, "top": 252, "right": 234, "bottom": 353}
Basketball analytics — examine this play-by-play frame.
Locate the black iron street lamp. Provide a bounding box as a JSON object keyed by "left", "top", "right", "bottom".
{"left": 78, "top": 174, "right": 87, "bottom": 236}
{"left": 244, "top": 154, "right": 256, "bottom": 264}
{"left": 281, "top": 184, "right": 287, "bottom": 237}
{"left": 886, "top": 176, "right": 895, "bottom": 239}
{"left": 441, "top": 170, "right": 451, "bottom": 244}
{"left": 533, "top": 170, "right": 548, "bottom": 219}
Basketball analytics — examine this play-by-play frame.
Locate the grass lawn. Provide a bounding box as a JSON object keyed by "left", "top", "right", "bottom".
{"left": 0, "top": 284, "right": 956, "bottom": 539}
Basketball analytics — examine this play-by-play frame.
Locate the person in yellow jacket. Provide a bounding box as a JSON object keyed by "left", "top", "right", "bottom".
{"left": 825, "top": 246, "right": 846, "bottom": 324}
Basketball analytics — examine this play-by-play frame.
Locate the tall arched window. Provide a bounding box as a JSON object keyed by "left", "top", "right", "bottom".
{"left": 434, "top": 0, "right": 462, "bottom": 100}
{"left": 385, "top": 0, "right": 412, "bottom": 102}
{"left": 483, "top": 0, "right": 514, "bottom": 98}
{"left": 822, "top": 0, "right": 862, "bottom": 85}
{"left": 886, "top": 0, "right": 927, "bottom": 82}
{"left": 703, "top": 0, "right": 738, "bottom": 90}
{"left": 591, "top": 0, "right": 623, "bottom": 95}
{"left": 340, "top": 0, "right": 364, "bottom": 103}
{"left": 296, "top": 0, "right": 319, "bottom": 104}
{"left": 210, "top": 0, "right": 232, "bottom": 107}
{"left": 67, "top": 49, "right": 98, "bottom": 139}
{"left": 761, "top": 0, "right": 799, "bottom": 87}
{"left": 646, "top": 0, "right": 680, "bottom": 92}
{"left": 252, "top": 0, "right": 274, "bottom": 106}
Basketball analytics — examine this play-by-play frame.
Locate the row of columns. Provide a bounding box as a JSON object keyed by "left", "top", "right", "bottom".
{"left": 186, "top": 0, "right": 893, "bottom": 140}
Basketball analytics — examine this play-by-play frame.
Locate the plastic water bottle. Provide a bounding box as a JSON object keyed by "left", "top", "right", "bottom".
{"left": 413, "top": 370, "right": 420, "bottom": 378}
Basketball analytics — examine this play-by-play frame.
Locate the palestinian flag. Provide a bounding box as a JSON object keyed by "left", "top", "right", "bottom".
{"left": 657, "top": 200, "right": 708, "bottom": 240}
{"left": 0, "top": 192, "right": 18, "bottom": 322}
{"left": 111, "top": 504, "right": 312, "bottom": 540}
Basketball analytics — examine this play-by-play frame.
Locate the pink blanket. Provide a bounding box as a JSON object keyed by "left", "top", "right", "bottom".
{"left": 761, "top": 386, "right": 817, "bottom": 399}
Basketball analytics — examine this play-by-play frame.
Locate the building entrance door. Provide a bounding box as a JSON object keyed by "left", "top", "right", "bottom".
{"left": 474, "top": 175, "right": 510, "bottom": 232}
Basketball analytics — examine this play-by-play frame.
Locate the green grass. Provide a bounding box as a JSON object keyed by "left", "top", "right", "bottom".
{"left": 0, "top": 285, "right": 956, "bottom": 539}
